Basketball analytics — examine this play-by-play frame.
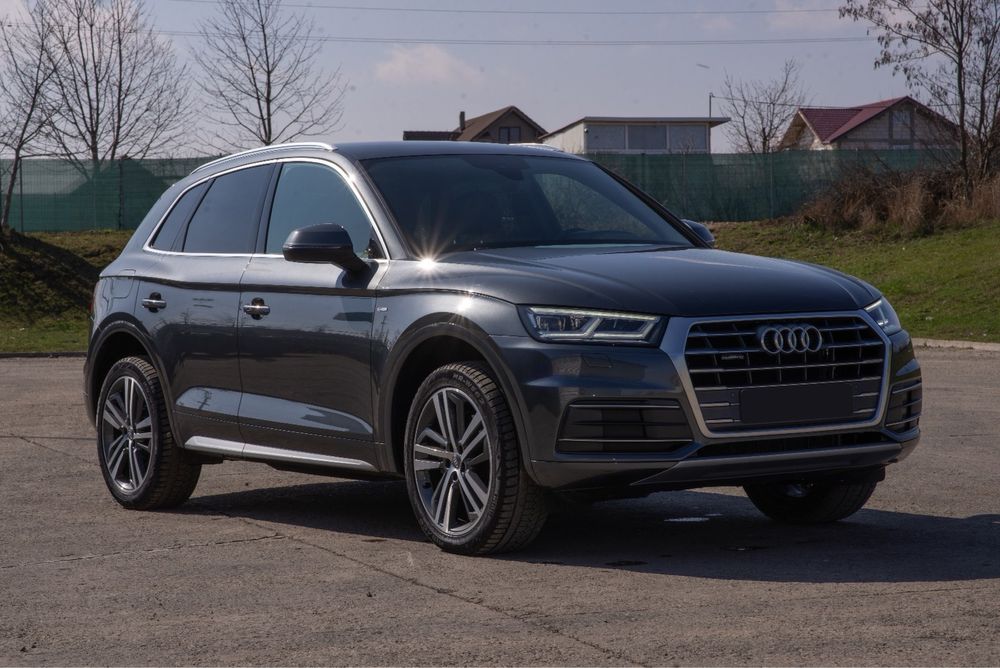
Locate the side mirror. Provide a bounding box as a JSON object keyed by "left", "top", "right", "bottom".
{"left": 682, "top": 219, "right": 715, "bottom": 248}
{"left": 282, "top": 224, "right": 369, "bottom": 273}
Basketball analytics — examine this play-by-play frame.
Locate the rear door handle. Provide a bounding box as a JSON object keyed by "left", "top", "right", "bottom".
{"left": 242, "top": 298, "right": 270, "bottom": 319}
{"left": 141, "top": 293, "right": 166, "bottom": 311}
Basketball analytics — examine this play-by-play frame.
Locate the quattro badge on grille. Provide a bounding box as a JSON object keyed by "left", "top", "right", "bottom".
{"left": 758, "top": 324, "right": 823, "bottom": 354}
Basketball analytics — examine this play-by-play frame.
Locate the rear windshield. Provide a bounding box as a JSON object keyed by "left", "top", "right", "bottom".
{"left": 362, "top": 154, "right": 692, "bottom": 256}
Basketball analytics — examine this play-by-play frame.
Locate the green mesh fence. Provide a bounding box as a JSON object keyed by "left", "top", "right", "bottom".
{"left": 591, "top": 148, "right": 949, "bottom": 222}
{"left": 0, "top": 149, "right": 949, "bottom": 232}
{"left": 0, "top": 157, "right": 208, "bottom": 233}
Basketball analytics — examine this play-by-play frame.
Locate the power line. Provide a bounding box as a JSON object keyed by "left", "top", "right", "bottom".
{"left": 166, "top": 0, "right": 849, "bottom": 17}
{"left": 156, "top": 29, "right": 874, "bottom": 47}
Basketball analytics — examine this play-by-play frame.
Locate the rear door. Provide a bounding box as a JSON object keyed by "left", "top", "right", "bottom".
{"left": 137, "top": 163, "right": 274, "bottom": 446}
{"left": 237, "top": 160, "right": 385, "bottom": 466}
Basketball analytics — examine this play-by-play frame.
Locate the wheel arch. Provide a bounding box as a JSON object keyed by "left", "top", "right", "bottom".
{"left": 379, "top": 317, "right": 536, "bottom": 482}
{"left": 86, "top": 318, "right": 169, "bottom": 427}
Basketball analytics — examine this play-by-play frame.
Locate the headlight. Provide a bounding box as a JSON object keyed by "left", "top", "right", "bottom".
{"left": 865, "top": 298, "right": 902, "bottom": 335}
{"left": 520, "top": 306, "right": 663, "bottom": 344}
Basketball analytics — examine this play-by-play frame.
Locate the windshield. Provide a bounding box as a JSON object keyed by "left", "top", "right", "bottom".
{"left": 362, "top": 154, "right": 693, "bottom": 256}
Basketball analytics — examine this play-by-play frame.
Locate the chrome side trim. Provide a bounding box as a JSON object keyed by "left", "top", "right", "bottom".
{"left": 142, "top": 156, "right": 391, "bottom": 261}
{"left": 661, "top": 310, "right": 893, "bottom": 439}
{"left": 184, "top": 436, "right": 376, "bottom": 472}
{"left": 670, "top": 442, "right": 901, "bottom": 469}
{"left": 191, "top": 142, "right": 334, "bottom": 175}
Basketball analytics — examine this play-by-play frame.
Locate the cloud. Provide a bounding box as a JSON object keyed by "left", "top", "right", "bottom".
{"left": 374, "top": 45, "right": 483, "bottom": 86}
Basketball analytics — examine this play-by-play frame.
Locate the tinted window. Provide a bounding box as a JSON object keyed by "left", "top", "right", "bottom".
{"left": 150, "top": 182, "right": 208, "bottom": 251}
{"left": 266, "top": 163, "right": 376, "bottom": 256}
{"left": 670, "top": 125, "right": 707, "bottom": 152}
{"left": 182, "top": 165, "right": 272, "bottom": 253}
{"left": 587, "top": 125, "right": 626, "bottom": 151}
{"left": 363, "top": 154, "right": 692, "bottom": 256}
{"left": 627, "top": 125, "right": 666, "bottom": 151}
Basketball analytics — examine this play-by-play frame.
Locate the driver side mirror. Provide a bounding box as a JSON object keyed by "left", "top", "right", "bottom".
{"left": 682, "top": 219, "right": 715, "bottom": 248}
{"left": 282, "top": 224, "right": 370, "bottom": 273}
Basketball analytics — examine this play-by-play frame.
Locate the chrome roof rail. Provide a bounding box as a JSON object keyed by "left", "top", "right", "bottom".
{"left": 191, "top": 142, "right": 335, "bottom": 175}
{"left": 511, "top": 143, "right": 565, "bottom": 153}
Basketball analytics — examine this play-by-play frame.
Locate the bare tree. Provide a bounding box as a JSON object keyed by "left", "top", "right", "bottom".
{"left": 841, "top": 0, "right": 1000, "bottom": 192}
{"left": 0, "top": 5, "right": 56, "bottom": 241}
{"left": 720, "top": 60, "right": 809, "bottom": 154}
{"left": 193, "top": 0, "right": 348, "bottom": 148}
{"left": 40, "top": 0, "right": 189, "bottom": 166}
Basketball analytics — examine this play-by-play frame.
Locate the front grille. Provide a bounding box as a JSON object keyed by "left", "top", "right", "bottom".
{"left": 884, "top": 380, "right": 922, "bottom": 433}
{"left": 684, "top": 315, "right": 887, "bottom": 432}
{"left": 557, "top": 400, "right": 693, "bottom": 454}
{"left": 694, "top": 432, "right": 886, "bottom": 458}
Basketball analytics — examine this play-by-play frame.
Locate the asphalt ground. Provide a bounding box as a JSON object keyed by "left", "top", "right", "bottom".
{"left": 1, "top": 349, "right": 998, "bottom": 666}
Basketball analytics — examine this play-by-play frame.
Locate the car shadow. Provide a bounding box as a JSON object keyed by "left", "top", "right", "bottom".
{"left": 177, "top": 480, "right": 1000, "bottom": 584}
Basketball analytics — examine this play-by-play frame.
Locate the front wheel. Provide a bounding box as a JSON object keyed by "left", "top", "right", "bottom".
{"left": 403, "top": 362, "right": 547, "bottom": 555}
{"left": 744, "top": 479, "right": 878, "bottom": 524}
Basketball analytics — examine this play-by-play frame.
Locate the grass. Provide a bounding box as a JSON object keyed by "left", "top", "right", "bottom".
{"left": 0, "top": 230, "right": 131, "bottom": 352}
{"left": 713, "top": 219, "right": 1000, "bottom": 343}
{"left": 1, "top": 221, "right": 998, "bottom": 352}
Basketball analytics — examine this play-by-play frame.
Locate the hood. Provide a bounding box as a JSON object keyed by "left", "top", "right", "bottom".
{"left": 385, "top": 246, "right": 879, "bottom": 317}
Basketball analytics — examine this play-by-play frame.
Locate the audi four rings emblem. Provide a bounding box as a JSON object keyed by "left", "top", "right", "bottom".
{"left": 759, "top": 325, "right": 824, "bottom": 354}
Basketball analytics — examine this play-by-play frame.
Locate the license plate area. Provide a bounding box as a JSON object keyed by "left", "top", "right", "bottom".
{"left": 740, "top": 382, "right": 855, "bottom": 426}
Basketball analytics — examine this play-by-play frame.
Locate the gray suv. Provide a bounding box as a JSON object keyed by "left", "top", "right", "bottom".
{"left": 85, "top": 141, "right": 922, "bottom": 554}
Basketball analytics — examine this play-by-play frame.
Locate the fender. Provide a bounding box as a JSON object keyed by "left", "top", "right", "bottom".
{"left": 85, "top": 316, "right": 179, "bottom": 443}
{"left": 376, "top": 314, "right": 539, "bottom": 484}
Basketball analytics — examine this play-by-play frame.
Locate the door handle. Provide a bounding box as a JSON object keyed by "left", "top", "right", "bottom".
{"left": 242, "top": 298, "right": 271, "bottom": 319}
{"left": 141, "top": 293, "right": 166, "bottom": 312}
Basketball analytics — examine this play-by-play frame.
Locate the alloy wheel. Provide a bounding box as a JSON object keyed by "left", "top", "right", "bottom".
{"left": 412, "top": 387, "right": 494, "bottom": 536}
{"left": 100, "top": 376, "right": 153, "bottom": 493}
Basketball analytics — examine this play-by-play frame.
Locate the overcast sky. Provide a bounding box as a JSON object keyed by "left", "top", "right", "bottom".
{"left": 2, "top": 0, "right": 913, "bottom": 152}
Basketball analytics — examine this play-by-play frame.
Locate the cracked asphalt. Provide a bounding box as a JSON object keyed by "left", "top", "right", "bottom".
{"left": 1, "top": 349, "right": 998, "bottom": 666}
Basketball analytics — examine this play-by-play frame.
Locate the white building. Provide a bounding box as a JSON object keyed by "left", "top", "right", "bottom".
{"left": 541, "top": 116, "right": 729, "bottom": 154}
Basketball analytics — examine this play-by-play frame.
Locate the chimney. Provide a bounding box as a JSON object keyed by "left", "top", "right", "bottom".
{"left": 459, "top": 111, "right": 466, "bottom": 131}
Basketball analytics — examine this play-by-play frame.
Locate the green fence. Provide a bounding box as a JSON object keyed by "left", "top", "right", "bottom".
{"left": 0, "top": 149, "right": 948, "bottom": 232}
{"left": 591, "top": 149, "right": 949, "bottom": 222}
{"left": 0, "top": 157, "right": 207, "bottom": 233}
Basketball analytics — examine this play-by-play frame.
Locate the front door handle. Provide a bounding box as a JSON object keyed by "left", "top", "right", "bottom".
{"left": 141, "top": 293, "right": 166, "bottom": 312}
{"left": 242, "top": 298, "right": 271, "bottom": 319}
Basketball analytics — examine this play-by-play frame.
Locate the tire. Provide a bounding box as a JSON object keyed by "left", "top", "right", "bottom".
{"left": 744, "top": 479, "right": 878, "bottom": 524}
{"left": 403, "top": 362, "right": 548, "bottom": 555}
{"left": 96, "top": 356, "right": 201, "bottom": 510}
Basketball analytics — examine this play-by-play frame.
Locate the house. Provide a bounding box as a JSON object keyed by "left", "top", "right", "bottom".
{"left": 778, "top": 96, "right": 958, "bottom": 151}
{"left": 402, "top": 105, "right": 547, "bottom": 144}
{"left": 540, "top": 117, "right": 730, "bottom": 154}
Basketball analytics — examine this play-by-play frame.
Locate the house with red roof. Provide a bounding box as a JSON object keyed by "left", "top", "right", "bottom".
{"left": 778, "top": 96, "right": 958, "bottom": 151}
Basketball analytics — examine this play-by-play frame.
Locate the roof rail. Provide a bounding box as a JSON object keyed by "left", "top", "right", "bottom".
{"left": 511, "top": 142, "right": 565, "bottom": 153}
{"left": 191, "top": 142, "right": 335, "bottom": 175}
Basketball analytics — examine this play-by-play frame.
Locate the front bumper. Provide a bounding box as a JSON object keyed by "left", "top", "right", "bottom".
{"left": 493, "top": 315, "right": 921, "bottom": 491}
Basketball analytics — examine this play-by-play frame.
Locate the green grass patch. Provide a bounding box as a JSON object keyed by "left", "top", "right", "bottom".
{"left": 0, "top": 229, "right": 131, "bottom": 352}
{"left": 1, "top": 222, "right": 997, "bottom": 352}
{"left": 714, "top": 220, "right": 1000, "bottom": 343}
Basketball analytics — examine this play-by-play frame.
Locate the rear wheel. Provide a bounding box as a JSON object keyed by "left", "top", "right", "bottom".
{"left": 403, "top": 362, "right": 547, "bottom": 555}
{"left": 97, "top": 356, "right": 201, "bottom": 510}
{"left": 744, "top": 479, "right": 877, "bottom": 524}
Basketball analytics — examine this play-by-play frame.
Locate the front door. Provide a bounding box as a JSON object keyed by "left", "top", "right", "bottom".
{"left": 237, "top": 161, "right": 386, "bottom": 466}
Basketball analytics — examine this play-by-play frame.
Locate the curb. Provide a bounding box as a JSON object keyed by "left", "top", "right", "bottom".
{"left": 912, "top": 338, "right": 1000, "bottom": 352}
{"left": 0, "top": 351, "right": 86, "bottom": 360}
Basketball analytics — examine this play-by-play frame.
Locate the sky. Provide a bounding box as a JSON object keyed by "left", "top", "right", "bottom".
{"left": 1, "top": 0, "right": 915, "bottom": 153}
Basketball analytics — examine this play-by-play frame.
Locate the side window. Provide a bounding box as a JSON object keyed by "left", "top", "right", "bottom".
{"left": 150, "top": 182, "right": 208, "bottom": 251}
{"left": 182, "top": 165, "right": 272, "bottom": 254}
{"left": 266, "top": 162, "right": 378, "bottom": 257}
